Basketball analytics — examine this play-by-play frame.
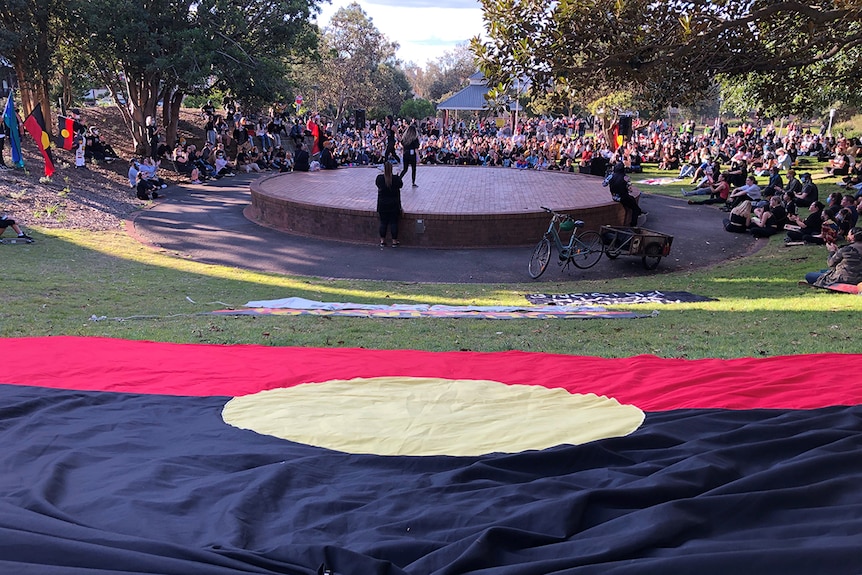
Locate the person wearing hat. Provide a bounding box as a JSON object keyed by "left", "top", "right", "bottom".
{"left": 804, "top": 226, "right": 862, "bottom": 287}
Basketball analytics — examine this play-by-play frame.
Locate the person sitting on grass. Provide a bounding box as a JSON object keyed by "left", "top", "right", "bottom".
{"left": 804, "top": 226, "right": 862, "bottom": 287}
{"left": 795, "top": 173, "right": 819, "bottom": 206}
{"left": 761, "top": 166, "right": 784, "bottom": 199}
{"left": 749, "top": 195, "right": 788, "bottom": 238}
{"left": 785, "top": 201, "right": 825, "bottom": 243}
{"left": 840, "top": 194, "right": 859, "bottom": 227}
{"left": 723, "top": 199, "right": 751, "bottom": 233}
{"left": 135, "top": 171, "right": 159, "bottom": 201}
{"left": 780, "top": 169, "right": 802, "bottom": 198}
{"left": 727, "top": 175, "right": 762, "bottom": 208}
{"left": 0, "top": 212, "right": 34, "bottom": 242}
{"left": 825, "top": 147, "right": 850, "bottom": 176}
{"left": 687, "top": 172, "right": 731, "bottom": 205}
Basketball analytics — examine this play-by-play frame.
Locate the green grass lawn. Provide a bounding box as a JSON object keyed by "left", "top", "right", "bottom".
{"left": 3, "top": 200, "right": 860, "bottom": 359}
{"left": 4, "top": 155, "right": 859, "bottom": 358}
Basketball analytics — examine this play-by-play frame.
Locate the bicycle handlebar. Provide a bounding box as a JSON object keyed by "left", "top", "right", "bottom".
{"left": 540, "top": 207, "right": 586, "bottom": 230}
{"left": 540, "top": 206, "right": 568, "bottom": 220}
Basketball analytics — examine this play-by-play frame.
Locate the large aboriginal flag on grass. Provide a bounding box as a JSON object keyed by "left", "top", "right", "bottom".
{"left": 2, "top": 336, "right": 861, "bottom": 575}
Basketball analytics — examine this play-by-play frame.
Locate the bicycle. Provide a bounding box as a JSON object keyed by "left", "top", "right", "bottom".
{"left": 528, "top": 207, "right": 604, "bottom": 278}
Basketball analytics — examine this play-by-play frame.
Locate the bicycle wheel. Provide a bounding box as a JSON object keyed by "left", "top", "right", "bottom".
{"left": 528, "top": 238, "right": 551, "bottom": 278}
{"left": 570, "top": 231, "right": 604, "bottom": 269}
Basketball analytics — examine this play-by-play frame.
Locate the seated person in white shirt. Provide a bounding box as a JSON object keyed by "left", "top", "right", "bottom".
{"left": 728, "top": 175, "right": 762, "bottom": 208}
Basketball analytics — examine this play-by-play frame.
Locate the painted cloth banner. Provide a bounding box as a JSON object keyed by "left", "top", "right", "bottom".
{"left": 526, "top": 290, "right": 718, "bottom": 305}
{"left": 1, "top": 337, "right": 861, "bottom": 575}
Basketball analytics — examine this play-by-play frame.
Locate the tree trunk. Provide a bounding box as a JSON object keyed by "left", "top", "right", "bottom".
{"left": 103, "top": 68, "right": 161, "bottom": 155}
{"left": 12, "top": 53, "right": 53, "bottom": 134}
{"left": 161, "top": 85, "right": 184, "bottom": 152}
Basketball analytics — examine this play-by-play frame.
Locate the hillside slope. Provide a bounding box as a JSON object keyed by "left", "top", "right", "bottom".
{"left": 0, "top": 107, "right": 204, "bottom": 232}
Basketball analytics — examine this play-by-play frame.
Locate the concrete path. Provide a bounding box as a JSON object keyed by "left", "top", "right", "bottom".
{"left": 131, "top": 174, "right": 760, "bottom": 284}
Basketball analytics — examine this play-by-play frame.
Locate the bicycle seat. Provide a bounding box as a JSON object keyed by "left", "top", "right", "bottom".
{"left": 572, "top": 220, "right": 585, "bottom": 228}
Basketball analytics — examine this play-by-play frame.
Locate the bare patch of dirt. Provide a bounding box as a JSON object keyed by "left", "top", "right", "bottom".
{"left": 1, "top": 106, "right": 205, "bottom": 232}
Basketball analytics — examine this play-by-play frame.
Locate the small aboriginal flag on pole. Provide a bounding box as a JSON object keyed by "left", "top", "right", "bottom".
{"left": 23, "top": 103, "right": 56, "bottom": 177}
{"left": 57, "top": 114, "right": 76, "bottom": 150}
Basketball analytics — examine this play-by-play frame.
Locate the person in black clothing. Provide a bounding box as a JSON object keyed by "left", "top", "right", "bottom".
{"left": 376, "top": 161, "right": 403, "bottom": 247}
{"left": 135, "top": 172, "right": 159, "bottom": 200}
{"left": 750, "top": 195, "right": 788, "bottom": 238}
{"left": 794, "top": 173, "right": 818, "bottom": 206}
{"left": 383, "top": 115, "right": 399, "bottom": 163}
{"left": 608, "top": 161, "right": 644, "bottom": 226}
{"left": 320, "top": 140, "right": 338, "bottom": 169}
{"left": 146, "top": 117, "right": 161, "bottom": 160}
{"left": 0, "top": 213, "right": 33, "bottom": 241}
{"left": 399, "top": 123, "right": 420, "bottom": 187}
{"left": 785, "top": 201, "right": 824, "bottom": 242}
{"left": 0, "top": 122, "right": 7, "bottom": 169}
{"left": 293, "top": 142, "right": 310, "bottom": 172}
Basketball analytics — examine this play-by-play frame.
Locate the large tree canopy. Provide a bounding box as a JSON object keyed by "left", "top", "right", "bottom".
{"left": 405, "top": 42, "right": 476, "bottom": 103}
{"left": 473, "top": 0, "right": 862, "bottom": 113}
{"left": 0, "top": 0, "right": 64, "bottom": 121}
{"left": 66, "top": 0, "right": 319, "bottom": 150}
{"left": 296, "top": 2, "right": 408, "bottom": 125}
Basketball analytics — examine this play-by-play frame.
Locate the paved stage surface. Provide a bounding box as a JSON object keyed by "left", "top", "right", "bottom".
{"left": 252, "top": 164, "right": 613, "bottom": 214}
{"left": 131, "top": 172, "right": 761, "bottom": 284}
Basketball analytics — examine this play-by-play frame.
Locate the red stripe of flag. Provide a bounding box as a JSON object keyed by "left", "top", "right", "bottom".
{"left": 23, "top": 103, "right": 56, "bottom": 178}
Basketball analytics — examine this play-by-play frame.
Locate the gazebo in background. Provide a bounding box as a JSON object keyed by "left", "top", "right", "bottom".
{"left": 436, "top": 71, "right": 523, "bottom": 131}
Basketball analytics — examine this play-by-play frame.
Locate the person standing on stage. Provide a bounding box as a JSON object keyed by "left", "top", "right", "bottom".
{"left": 399, "top": 123, "right": 420, "bottom": 187}
{"left": 383, "top": 115, "right": 399, "bottom": 163}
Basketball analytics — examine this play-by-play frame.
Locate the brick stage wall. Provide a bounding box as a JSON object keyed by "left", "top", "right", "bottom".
{"left": 247, "top": 188, "right": 634, "bottom": 248}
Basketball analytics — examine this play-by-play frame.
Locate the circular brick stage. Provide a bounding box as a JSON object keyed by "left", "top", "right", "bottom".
{"left": 246, "top": 165, "right": 632, "bottom": 248}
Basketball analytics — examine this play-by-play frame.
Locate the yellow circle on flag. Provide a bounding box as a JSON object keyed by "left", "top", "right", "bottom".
{"left": 41, "top": 132, "right": 51, "bottom": 149}
{"left": 222, "top": 377, "right": 645, "bottom": 456}
{"left": 61, "top": 128, "right": 70, "bottom": 138}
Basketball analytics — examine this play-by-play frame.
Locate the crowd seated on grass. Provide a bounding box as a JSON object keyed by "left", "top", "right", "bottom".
{"left": 135, "top": 97, "right": 862, "bottom": 209}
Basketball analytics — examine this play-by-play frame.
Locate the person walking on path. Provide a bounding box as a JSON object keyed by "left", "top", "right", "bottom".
{"left": 376, "top": 161, "right": 403, "bottom": 247}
